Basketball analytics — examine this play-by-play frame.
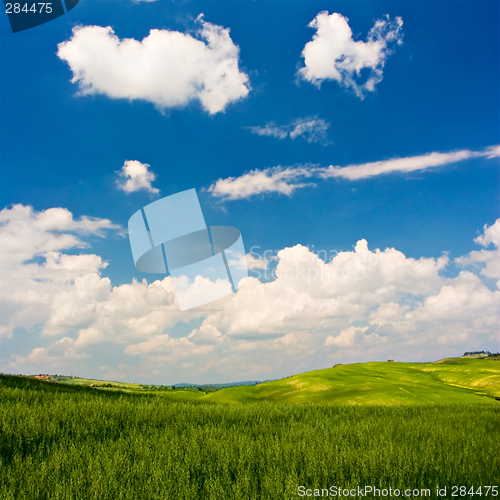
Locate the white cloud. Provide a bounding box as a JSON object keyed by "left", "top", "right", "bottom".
{"left": 0, "top": 205, "right": 207, "bottom": 377}
{"left": 124, "top": 334, "right": 213, "bottom": 356}
{"left": 474, "top": 219, "right": 500, "bottom": 248}
{"left": 297, "top": 12, "right": 403, "bottom": 97}
{"left": 0, "top": 204, "right": 121, "bottom": 339}
{"left": 224, "top": 252, "right": 268, "bottom": 276}
{"left": 245, "top": 253, "right": 269, "bottom": 271}
{"left": 297, "top": 12, "right": 403, "bottom": 98}
{"left": 171, "top": 274, "right": 233, "bottom": 311}
{"left": 57, "top": 16, "right": 250, "bottom": 114}
{"left": 319, "top": 145, "right": 499, "bottom": 180}
{"left": 180, "top": 233, "right": 499, "bottom": 372}
{"left": 247, "top": 117, "right": 330, "bottom": 145}
{"left": 116, "top": 160, "right": 159, "bottom": 194}
{"left": 207, "top": 165, "right": 313, "bottom": 201}
{"left": 188, "top": 323, "right": 224, "bottom": 346}
{"left": 2, "top": 203, "right": 498, "bottom": 384}
{"left": 197, "top": 241, "right": 451, "bottom": 341}
{"left": 325, "top": 326, "right": 368, "bottom": 347}
{"left": 456, "top": 219, "right": 500, "bottom": 286}
{"left": 247, "top": 123, "right": 288, "bottom": 140}
{"left": 207, "top": 145, "right": 500, "bottom": 200}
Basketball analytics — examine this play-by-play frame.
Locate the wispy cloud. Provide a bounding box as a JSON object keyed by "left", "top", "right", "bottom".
{"left": 247, "top": 117, "right": 330, "bottom": 145}
{"left": 207, "top": 166, "right": 313, "bottom": 201}
{"left": 320, "top": 145, "right": 500, "bottom": 181}
{"left": 208, "top": 145, "right": 499, "bottom": 201}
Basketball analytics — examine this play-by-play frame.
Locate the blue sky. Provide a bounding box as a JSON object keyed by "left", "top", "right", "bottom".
{"left": 1, "top": 1, "right": 499, "bottom": 384}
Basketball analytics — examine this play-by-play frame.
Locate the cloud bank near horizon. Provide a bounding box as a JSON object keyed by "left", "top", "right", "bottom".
{"left": 1, "top": 204, "right": 498, "bottom": 384}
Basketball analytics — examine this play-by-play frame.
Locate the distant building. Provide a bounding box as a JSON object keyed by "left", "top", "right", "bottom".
{"left": 387, "top": 360, "right": 394, "bottom": 362}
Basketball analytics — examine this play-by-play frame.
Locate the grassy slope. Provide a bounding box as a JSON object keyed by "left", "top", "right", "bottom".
{"left": 53, "top": 377, "right": 206, "bottom": 400}
{"left": 2, "top": 375, "right": 499, "bottom": 499}
{"left": 34, "top": 357, "right": 500, "bottom": 405}
{"left": 60, "top": 377, "right": 142, "bottom": 390}
{"left": 205, "top": 358, "right": 500, "bottom": 405}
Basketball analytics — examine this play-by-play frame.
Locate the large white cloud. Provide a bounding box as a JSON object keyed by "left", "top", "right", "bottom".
{"left": 2, "top": 204, "right": 498, "bottom": 383}
{"left": 0, "top": 205, "right": 121, "bottom": 339}
{"left": 57, "top": 16, "right": 250, "bottom": 114}
{"left": 297, "top": 12, "right": 403, "bottom": 98}
{"left": 208, "top": 145, "right": 500, "bottom": 200}
{"left": 0, "top": 205, "right": 207, "bottom": 377}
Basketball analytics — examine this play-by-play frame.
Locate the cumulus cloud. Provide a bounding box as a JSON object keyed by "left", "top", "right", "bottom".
{"left": 247, "top": 117, "right": 330, "bottom": 145}
{"left": 245, "top": 253, "right": 269, "bottom": 271}
{"left": 2, "top": 203, "right": 498, "bottom": 383}
{"left": 207, "top": 165, "right": 313, "bottom": 201}
{"left": 124, "top": 334, "right": 213, "bottom": 356}
{"left": 207, "top": 145, "right": 500, "bottom": 200}
{"left": 57, "top": 16, "right": 250, "bottom": 114}
{"left": 0, "top": 205, "right": 121, "bottom": 339}
{"left": 456, "top": 219, "right": 500, "bottom": 286}
{"left": 176, "top": 227, "right": 499, "bottom": 375}
{"left": 325, "top": 326, "right": 369, "bottom": 347}
{"left": 115, "top": 160, "right": 159, "bottom": 194}
{"left": 0, "top": 204, "right": 209, "bottom": 378}
{"left": 474, "top": 219, "right": 500, "bottom": 248}
{"left": 297, "top": 11, "right": 403, "bottom": 98}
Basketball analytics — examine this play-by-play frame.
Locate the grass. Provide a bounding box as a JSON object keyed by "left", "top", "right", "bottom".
{"left": 32, "top": 357, "right": 500, "bottom": 405}
{"left": 205, "top": 357, "right": 500, "bottom": 404}
{"left": 1, "top": 374, "right": 499, "bottom": 499}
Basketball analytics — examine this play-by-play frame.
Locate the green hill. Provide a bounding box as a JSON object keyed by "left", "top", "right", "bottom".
{"left": 22, "top": 357, "right": 500, "bottom": 405}
{"left": 204, "top": 358, "right": 500, "bottom": 405}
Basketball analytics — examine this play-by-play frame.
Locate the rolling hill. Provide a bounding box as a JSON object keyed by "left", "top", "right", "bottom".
{"left": 21, "top": 357, "right": 500, "bottom": 405}
{"left": 204, "top": 357, "right": 500, "bottom": 405}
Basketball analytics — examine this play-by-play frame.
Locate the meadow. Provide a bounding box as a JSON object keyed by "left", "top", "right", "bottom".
{"left": 206, "top": 357, "right": 500, "bottom": 404}
{"left": 1, "top": 369, "right": 499, "bottom": 500}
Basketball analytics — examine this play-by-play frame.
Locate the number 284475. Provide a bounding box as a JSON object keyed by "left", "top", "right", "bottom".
{"left": 5, "top": 3, "right": 53, "bottom": 14}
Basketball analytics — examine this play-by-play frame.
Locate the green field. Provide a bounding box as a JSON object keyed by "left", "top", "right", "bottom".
{"left": 35, "top": 357, "right": 500, "bottom": 405}
{"left": 205, "top": 357, "right": 500, "bottom": 404}
{"left": 1, "top": 358, "right": 499, "bottom": 499}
